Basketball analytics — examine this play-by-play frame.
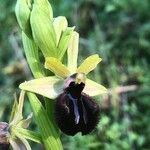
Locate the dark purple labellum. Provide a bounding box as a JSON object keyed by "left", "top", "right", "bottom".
{"left": 55, "top": 75, "right": 100, "bottom": 136}
{"left": 0, "top": 144, "right": 10, "bottom": 150}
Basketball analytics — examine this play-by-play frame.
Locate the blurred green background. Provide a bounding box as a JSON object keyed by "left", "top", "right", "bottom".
{"left": 0, "top": 0, "right": 150, "bottom": 149}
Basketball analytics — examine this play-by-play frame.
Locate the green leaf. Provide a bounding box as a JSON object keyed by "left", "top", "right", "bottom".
{"left": 83, "top": 78, "right": 107, "bottom": 96}
{"left": 67, "top": 31, "right": 79, "bottom": 73}
{"left": 27, "top": 93, "right": 63, "bottom": 150}
{"left": 19, "top": 76, "right": 64, "bottom": 99}
{"left": 57, "top": 27, "right": 75, "bottom": 60}
{"left": 45, "top": 57, "right": 70, "bottom": 78}
{"left": 22, "top": 32, "right": 44, "bottom": 78}
{"left": 77, "top": 54, "right": 102, "bottom": 74}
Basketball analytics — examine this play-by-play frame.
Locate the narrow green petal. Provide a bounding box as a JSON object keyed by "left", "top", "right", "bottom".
{"left": 83, "top": 79, "right": 107, "bottom": 96}
{"left": 57, "top": 27, "right": 75, "bottom": 60}
{"left": 14, "top": 128, "right": 42, "bottom": 144}
{"left": 19, "top": 76, "right": 64, "bottom": 99}
{"left": 53, "top": 16, "right": 68, "bottom": 46}
{"left": 67, "top": 31, "right": 79, "bottom": 73}
{"left": 45, "top": 57, "right": 70, "bottom": 78}
{"left": 10, "top": 137, "right": 31, "bottom": 150}
{"left": 77, "top": 54, "right": 102, "bottom": 74}
{"left": 17, "top": 113, "right": 33, "bottom": 128}
{"left": 9, "top": 94, "right": 18, "bottom": 123}
{"left": 10, "top": 91, "right": 25, "bottom": 126}
{"left": 19, "top": 137, "right": 31, "bottom": 150}
{"left": 10, "top": 139, "right": 22, "bottom": 150}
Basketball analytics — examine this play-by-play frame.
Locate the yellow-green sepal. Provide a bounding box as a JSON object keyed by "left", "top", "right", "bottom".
{"left": 83, "top": 78, "right": 107, "bottom": 96}
{"left": 67, "top": 31, "right": 79, "bottom": 73}
{"left": 77, "top": 54, "right": 102, "bottom": 74}
{"left": 45, "top": 57, "right": 70, "bottom": 78}
{"left": 19, "top": 76, "right": 64, "bottom": 99}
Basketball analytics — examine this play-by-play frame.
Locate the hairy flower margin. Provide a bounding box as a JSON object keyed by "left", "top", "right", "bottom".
{"left": 19, "top": 32, "right": 107, "bottom": 100}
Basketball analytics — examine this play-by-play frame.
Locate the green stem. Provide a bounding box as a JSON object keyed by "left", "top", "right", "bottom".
{"left": 27, "top": 92, "right": 63, "bottom": 150}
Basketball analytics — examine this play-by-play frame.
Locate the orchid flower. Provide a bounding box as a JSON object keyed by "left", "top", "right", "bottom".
{"left": 0, "top": 91, "right": 33, "bottom": 150}
{"left": 19, "top": 31, "right": 107, "bottom": 99}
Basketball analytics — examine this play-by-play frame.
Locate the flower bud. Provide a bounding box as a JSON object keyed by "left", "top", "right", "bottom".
{"left": 30, "top": 0, "right": 57, "bottom": 57}
{"left": 15, "top": 0, "right": 32, "bottom": 38}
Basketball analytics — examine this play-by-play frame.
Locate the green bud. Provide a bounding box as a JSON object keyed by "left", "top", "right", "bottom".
{"left": 30, "top": 1, "right": 57, "bottom": 57}
{"left": 33, "top": 0, "right": 53, "bottom": 19}
{"left": 58, "top": 27, "right": 75, "bottom": 60}
{"left": 15, "top": 0, "right": 32, "bottom": 38}
{"left": 53, "top": 16, "right": 68, "bottom": 46}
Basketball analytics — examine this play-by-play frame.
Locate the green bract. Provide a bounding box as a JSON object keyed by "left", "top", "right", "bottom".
{"left": 19, "top": 31, "right": 107, "bottom": 99}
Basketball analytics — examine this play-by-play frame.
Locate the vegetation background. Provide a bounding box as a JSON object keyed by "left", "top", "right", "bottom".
{"left": 0, "top": 0, "right": 150, "bottom": 149}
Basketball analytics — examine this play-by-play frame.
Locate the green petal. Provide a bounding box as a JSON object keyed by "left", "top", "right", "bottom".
{"left": 53, "top": 16, "right": 68, "bottom": 46}
{"left": 83, "top": 78, "right": 107, "bottom": 96}
{"left": 57, "top": 27, "right": 75, "bottom": 60}
{"left": 19, "top": 76, "right": 64, "bottom": 99}
{"left": 9, "top": 94, "right": 18, "bottom": 123}
{"left": 67, "top": 31, "right": 79, "bottom": 73}
{"left": 77, "top": 54, "right": 102, "bottom": 74}
{"left": 14, "top": 128, "right": 42, "bottom": 144}
{"left": 17, "top": 113, "right": 33, "bottom": 128}
{"left": 10, "top": 91, "right": 25, "bottom": 126}
{"left": 45, "top": 57, "right": 70, "bottom": 78}
{"left": 10, "top": 137, "right": 31, "bottom": 150}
